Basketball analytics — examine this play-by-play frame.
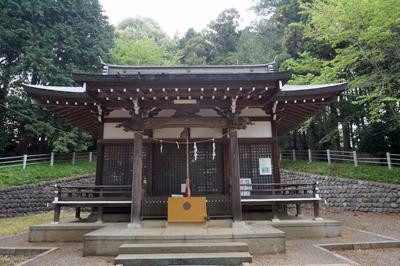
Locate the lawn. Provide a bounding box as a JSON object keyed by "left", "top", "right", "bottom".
{"left": 0, "top": 210, "right": 78, "bottom": 237}
{"left": 0, "top": 160, "right": 96, "bottom": 188}
{"left": 281, "top": 160, "right": 400, "bottom": 185}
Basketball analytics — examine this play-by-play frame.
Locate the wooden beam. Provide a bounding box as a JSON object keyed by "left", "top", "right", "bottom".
{"left": 130, "top": 132, "right": 143, "bottom": 226}
{"left": 118, "top": 117, "right": 251, "bottom": 130}
{"left": 145, "top": 117, "right": 229, "bottom": 129}
{"left": 100, "top": 99, "right": 266, "bottom": 110}
{"left": 229, "top": 130, "right": 242, "bottom": 222}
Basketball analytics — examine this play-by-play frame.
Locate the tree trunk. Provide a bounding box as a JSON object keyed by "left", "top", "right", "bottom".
{"left": 16, "top": 127, "right": 31, "bottom": 155}
{"left": 342, "top": 122, "right": 351, "bottom": 151}
{"left": 307, "top": 123, "right": 317, "bottom": 150}
{"left": 330, "top": 103, "right": 341, "bottom": 150}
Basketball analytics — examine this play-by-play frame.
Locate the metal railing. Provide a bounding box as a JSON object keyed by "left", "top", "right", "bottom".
{"left": 0, "top": 151, "right": 97, "bottom": 170}
{"left": 280, "top": 149, "right": 400, "bottom": 170}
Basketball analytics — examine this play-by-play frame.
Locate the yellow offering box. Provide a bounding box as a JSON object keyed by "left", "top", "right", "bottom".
{"left": 167, "top": 196, "right": 207, "bottom": 223}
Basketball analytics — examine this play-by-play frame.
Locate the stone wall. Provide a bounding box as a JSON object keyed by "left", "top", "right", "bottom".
{"left": 2, "top": 171, "right": 399, "bottom": 217}
{"left": 0, "top": 174, "right": 94, "bottom": 218}
{"left": 281, "top": 170, "right": 400, "bottom": 213}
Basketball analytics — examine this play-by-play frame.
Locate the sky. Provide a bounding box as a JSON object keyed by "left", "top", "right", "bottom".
{"left": 99, "top": 0, "right": 257, "bottom": 37}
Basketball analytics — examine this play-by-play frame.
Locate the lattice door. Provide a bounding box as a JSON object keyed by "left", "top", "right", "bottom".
{"left": 152, "top": 143, "right": 224, "bottom": 195}
{"left": 239, "top": 143, "right": 273, "bottom": 185}
{"left": 102, "top": 143, "right": 147, "bottom": 186}
{"left": 190, "top": 143, "right": 224, "bottom": 194}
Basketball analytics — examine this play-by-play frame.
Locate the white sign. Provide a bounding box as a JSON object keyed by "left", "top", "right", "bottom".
{"left": 240, "top": 178, "right": 252, "bottom": 196}
{"left": 259, "top": 158, "right": 272, "bottom": 175}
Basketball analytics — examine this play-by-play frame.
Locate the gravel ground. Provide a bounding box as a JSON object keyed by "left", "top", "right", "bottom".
{"left": 251, "top": 207, "right": 400, "bottom": 265}
{"left": 0, "top": 234, "right": 112, "bottom": 266}
{"left": 251, "top": 225, "right": 396, "bottom": 265}
{"left": 0, "top": 208, "right": 399, "bottom": 265}
{"left": 336, "top": 248, "right": 400, "bottom": 266}
{"left": 322, "top": 209, "right": 400, "bottom": 240}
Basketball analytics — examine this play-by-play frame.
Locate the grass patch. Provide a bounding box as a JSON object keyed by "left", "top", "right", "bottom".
{"left": 0, "top": 255, "right": 32, "bottom": 266}
{"left": 281, "top": 160, "right": 400, "bottom": 184}
{"left": 0, "top": 211, "right": 77, "bottom": 238}
{"left": 0, "top": 160, "right": 95, "bottom": 188}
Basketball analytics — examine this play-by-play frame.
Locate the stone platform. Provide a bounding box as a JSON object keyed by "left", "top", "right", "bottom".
{"left": 29, "top": 217, "right": 341, "bottom": 257}
{"left": 83, "top": 221, "right": 285, "bottom": 256}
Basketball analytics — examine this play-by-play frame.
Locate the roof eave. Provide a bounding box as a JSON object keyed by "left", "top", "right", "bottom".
{"left": 72, "top": 71, "right": 293, "bottom": 84}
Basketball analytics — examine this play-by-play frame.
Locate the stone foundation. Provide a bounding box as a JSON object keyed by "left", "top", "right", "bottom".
{"left": 281, "top": 170, "right": 400, "bottom": 213}
{"left": 0, "top": 174, "right": 94, "bottom": 218}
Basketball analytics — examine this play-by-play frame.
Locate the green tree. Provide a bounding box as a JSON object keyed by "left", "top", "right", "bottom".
{"left": 205, "top": 8, "right": 241, "bottom": 64}
{"left": 110, "top": 17, "right": 180, "bottom": 66}
{"left": 262, "top": 0, "right": 400, "bottom": 154}
{"left": 307, "top": 0, "right": 400, "bottom": 128}
{"left": 235, "top": 27, "right": 276, "bottom": 64}
{"left": 0, "top": 0, "right": 113, "bottom": 155}
{"left": 177, "top": 29, "right": 213, "bottom": 65}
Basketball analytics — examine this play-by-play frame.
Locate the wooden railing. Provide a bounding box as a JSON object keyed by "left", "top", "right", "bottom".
{"left": 53, "top": 185, "right": 233, "bottom": 219}
{"left": 240, "top": 182, "right": 321, "bottom": 220}
{"left": 53, "top": 185, "right": 132, "bottom": 222}
{"left": 55, "top": 185, "right": 132, "bottom": 201}
{"left": 240, "top": 182, "right": 318, "bottom": 199}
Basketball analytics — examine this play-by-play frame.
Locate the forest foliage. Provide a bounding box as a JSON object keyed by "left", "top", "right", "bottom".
{"left": 0, "top": 0, "right": 399, "bottom": 156}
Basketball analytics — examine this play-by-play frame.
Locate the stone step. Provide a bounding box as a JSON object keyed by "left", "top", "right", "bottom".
{"left": 119, "top": 242, "right": 249, "bottom": 254}
{"left": 114, "top": 252, "right": 252, "bottom": 265}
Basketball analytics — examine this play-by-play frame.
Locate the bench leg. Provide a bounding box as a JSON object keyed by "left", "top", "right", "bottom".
{"left": 53, "top": 205, "right": 61, "bottom": 223}
{"left": 296, "top": 203, "right": 303, "bottom": 217}
{"left": 283, "top": 204, "right": 288, "bottom": 216}
{"left": 271, "top": 203, "right": 279, "bottom": 222}
{"left": 75, "top": 207, "right": 81, "bottom": 220}
{"left": 96, "top": 206, "right": 103, "bottom": 223}
{"left": 313, "top": 201, "right": 322, "bottom": 221}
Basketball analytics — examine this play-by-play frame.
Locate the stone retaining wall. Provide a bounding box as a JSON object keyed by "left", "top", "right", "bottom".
{"left": 281, "top": 170, "right": 400, "bottom": 213}
{"left": 2, "top": 171, "right": 399, "bottom": 217}
{"left": 0, "top": 174, "right": 94, "bottom": 218}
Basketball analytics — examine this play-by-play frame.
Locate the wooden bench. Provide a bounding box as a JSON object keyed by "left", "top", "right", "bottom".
{"left": 240, "top": 182, "right": 322, "bottom": 221}
{"left": 52, "top": 185, "right": 132, "bottom": 223}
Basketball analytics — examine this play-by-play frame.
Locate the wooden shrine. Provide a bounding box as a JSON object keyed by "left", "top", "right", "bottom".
{"left": 23, "top": 64, "right": 346, "bottom": 225}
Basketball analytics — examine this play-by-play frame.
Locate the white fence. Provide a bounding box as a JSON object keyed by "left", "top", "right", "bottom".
{"left": 280, "top": 149, "right": 400, "bottom": 170}
{"left": 0, "top": 151, "right": 97, "bottom": 169}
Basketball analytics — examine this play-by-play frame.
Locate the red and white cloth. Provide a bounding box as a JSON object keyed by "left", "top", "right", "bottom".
{"left": 183, "top": 177, "right": 191, "bottom": 197}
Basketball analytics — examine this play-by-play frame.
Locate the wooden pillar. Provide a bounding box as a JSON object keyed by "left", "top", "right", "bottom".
{"left": 229, "top": 130, "right": 242, "bottom": 222}
{"left": 53, "top": 205, "right": 61, "bottom": 223}
{"left": 130, "top": 132, "right": 143, "bottom": 227}
{"left": 222, "top": 129, "right": 230, "bottom": 195}
{"left": 75, "top": 207, "right": 81, "bottom": 219}
{"left": 271, "top": 120, "right": 281, "bottom": 184}
{"left": 95, "top": 124, "right": 104, "bottom": 185}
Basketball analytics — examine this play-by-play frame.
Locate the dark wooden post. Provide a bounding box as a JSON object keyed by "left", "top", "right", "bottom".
{"left": 129, "top": 132, "right": 143, "bottom": 228}
{"left": 271, "top": 120, "right": 281, "bottom": 184}
{"left": 95, "top": 124, "right": 104, "bottom": 186}
{"left": 229, "top": 130, "right": 242, "bottom": 222}
{"left": 53, "top": 185, "right": 61, "bottom": 223}
{"left": 75, "top": 207, "right": 81, "bottom": 219}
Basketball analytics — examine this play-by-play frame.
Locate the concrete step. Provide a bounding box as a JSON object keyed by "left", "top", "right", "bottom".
{"left": 119, "top": 242, "right": 249, "bottom": 254}
{"left": 114, "top": 252, "right": 252, "bottom": 265}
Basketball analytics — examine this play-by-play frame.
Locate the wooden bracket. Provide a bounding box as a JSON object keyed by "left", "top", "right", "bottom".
{"left": 117, "top": 115, "right": 144, "bottom": 132}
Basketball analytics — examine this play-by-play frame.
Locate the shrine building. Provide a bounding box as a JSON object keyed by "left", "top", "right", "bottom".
{"left": 23, "top": 63, "right": 346, "bottom": 226}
